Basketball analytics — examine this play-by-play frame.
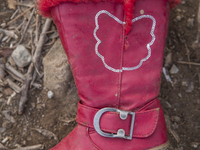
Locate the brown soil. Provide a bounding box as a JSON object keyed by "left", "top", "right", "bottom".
{"left": 0, "top": 0, "right": 200, "bottom": 149}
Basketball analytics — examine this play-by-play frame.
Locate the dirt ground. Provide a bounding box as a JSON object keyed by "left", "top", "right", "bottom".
{"left": 0, "top": 0, "right": 200, "bottom": 149}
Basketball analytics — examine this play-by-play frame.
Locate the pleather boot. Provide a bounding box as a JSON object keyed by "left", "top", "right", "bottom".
{"left": 38, "top": 0, "right": 181, "bottom": 149}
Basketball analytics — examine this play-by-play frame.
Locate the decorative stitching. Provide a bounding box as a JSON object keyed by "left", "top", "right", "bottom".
{"left": 94, "top": 10, "right": 156, "bottom": 72}
{"left": 133, "top": 108, "right": 159, "bottom": 137}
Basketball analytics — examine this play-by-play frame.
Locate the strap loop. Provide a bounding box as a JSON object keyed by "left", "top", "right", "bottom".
{"left": 76, "top": 101, "right": 160, "bottom": 138}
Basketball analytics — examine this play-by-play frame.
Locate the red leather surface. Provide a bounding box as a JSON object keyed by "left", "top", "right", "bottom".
{"left": 50, "top": 0, "right": 169, "bottom": 149}
{"left": 52, "top": 0, "right": 169, "bottom": 111}
{"left": 76, "top": 100, "right": 160, "bottom": 138}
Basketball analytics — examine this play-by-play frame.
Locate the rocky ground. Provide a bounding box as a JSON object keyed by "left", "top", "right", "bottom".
{"left": 0, "top": 0, "right": 200, "bottom": 150}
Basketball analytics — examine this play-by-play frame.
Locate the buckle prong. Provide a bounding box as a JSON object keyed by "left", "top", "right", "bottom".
{"left": 93, "top": 108, "right": 135, "bottom": 140}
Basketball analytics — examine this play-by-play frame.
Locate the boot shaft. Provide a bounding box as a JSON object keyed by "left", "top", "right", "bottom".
{"left": 52, "top": 0, "right": 169, "bottom": 110}
{"left": 37, "top": 0, "right": 181, "bottom": 149}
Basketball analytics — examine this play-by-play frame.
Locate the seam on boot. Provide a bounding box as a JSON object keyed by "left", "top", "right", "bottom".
{"left": 137, "top": 97, "right": 159, "bottom": 112}
{"left": 116, "top": 10, "right": 126, "bottom": 108}
{"left": 86, "top": 128, "right": 102, "bottom": 150}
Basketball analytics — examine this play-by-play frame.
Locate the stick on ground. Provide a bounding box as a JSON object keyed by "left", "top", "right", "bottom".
{"left": 5, "top": 5, "right": 34, "bottom": 27}
{"left": 18, "top": 63, "right": 34, "bottom": 115}
{"left": 18, "top": 8, "right": 35, "bottom": 44}
{"left": 33, "top": 18, "right": 52, "bottom": 68}
{"left": 177, "top": 61, "right": 200, "bottom": 66}
{"left": 18, "top": 18, "right": 52, "bottom": 115}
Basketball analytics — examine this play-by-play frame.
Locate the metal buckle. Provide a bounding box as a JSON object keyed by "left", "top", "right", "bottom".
{"left": 93, "top": 108, "right": 135, "bottom": 140}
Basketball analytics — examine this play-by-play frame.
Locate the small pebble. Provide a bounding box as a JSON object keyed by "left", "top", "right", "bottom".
{"left": 181, "top": 0, "right": 185, "bottom": 4}
{"left": 182, "top": 80, "right": 188, "bottom": 86}
{"left": 3, "top": 88, "right": 13, "bottom": 96}
{"left": 172, "top": 123, "right": 179, "bottom": 129}
{"left": 165, "top": 52, "right": 172, "bottom": 67}
{"left": 47, "top": 91, "right": 54, "bottom": 99}
{"left": 176, "top": 9, "right": 182, "bottom": 13}
{"left": 165, "top": 101, "right": 172, "bottom": 108}
{"left": 175, "top": 147, "right": 183, "bottom": 150}
{"left": 22, "top": 140, "right": 26, "bottom": 146}
{"left": 11, "top": 45, "right": 32, "bottom": 67}
{"left": 31, "top": 103, "right": 36, "bottom": 108}
{"left": 1, "top": 23, "right": 6, "bottom": 27}
{"left": 0, "top": 98, "right": 4, "bottom": 102}
{"left": 178, "top": 93, "right": 182, "bottom": 98}
{"left": 171, "top": 116, "right": 181, "bottom": 123}
{"left": 191, "top": 142, "right": 199, "bottom": 148}
{"left": 186, "top": 81, "right": 194, "bottom": 93}
{"left": 176, "top": 15, "right": 182, "bottom": 21}
{"left": 187, "top": 18, "right": 194, "bottom": 28}
{"left": 170, "top": 64, "right": 179, "bottom": 74}
{"left": 0, "top": 127, "right": 6, "bottom": 133}
{"left": 27, "top": 136, "right": 32, "bottom": 141}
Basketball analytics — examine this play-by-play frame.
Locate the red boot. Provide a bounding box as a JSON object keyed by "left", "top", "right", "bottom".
{"left": 38, "top": 0, "right": 180, "bottom": 149}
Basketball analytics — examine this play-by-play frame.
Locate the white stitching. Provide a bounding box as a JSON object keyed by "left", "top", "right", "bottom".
{"left": 94, "top": 10, "right": 156, "bottom": 73}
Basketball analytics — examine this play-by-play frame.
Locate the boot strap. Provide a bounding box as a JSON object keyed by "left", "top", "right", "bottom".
{"left": 76, "top": 101, "right": 160, "bottom": 139}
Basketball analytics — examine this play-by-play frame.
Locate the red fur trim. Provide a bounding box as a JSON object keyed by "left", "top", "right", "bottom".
{"left": 37, "top": 0, "right": 135, "bottom": 34}
{"left": 38, "top": 0, "right": 124, "bottom": 17}
{"left": 37, "top": 0, "right": 181, "bottom": 34}
{"left": 123, "top": 0, "right": 136, "bottom": 34}
{"left": 168, "top": 0, "right": 181, "bottom": 9}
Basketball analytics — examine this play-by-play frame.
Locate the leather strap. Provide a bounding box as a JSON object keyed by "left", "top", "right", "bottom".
{"left": 76, "top": 101, "right": 160, "bottom": 138}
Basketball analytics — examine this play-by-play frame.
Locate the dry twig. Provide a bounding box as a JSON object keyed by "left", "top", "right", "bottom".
{"left": 0, "top": 143, "right": 9, "bottom": 150}
{"left": 18, "top": 8, "right": 35, "bottom": 44}
{"left": 60, "top": 118, "right": 76, "bottom": 125}
{"left": 10, "top": 9, "right": 19, "bottom": 20}
{"left": 15, "top": 17, "right": 27, "bottom": 32}
{"left": 17, "top": 3, "right": 33, "bottom": 7}
{"left": 6, "top": 70, "right": 23, "bottom": 82}
{"left": 13, "top": 144, "right": 44, "bottom": 150}
{"left": 42, "top": 30, "right": 57, "bottom": 35}
{"left": 6, "top": 78, "right": 21, "bottom": 93}
{"left": 45, "top": 38, "right": 56, "bottom": 46}
{"left": 32, "top": 128, "right": 58, "bottom": 141}
{"left": 32, "top": 18, "right": 52, "bottom": 81}
{"left": 192, "top": 1, "right": 200, "bottom": 49}
{"left": 0, "top": 28, "right": 18, "bottom": 39}
{"left": 6, "top": 63, "right": 41, "bottom": 88}
{"left": 7, "top": 91, "right": 16, "bottom": 105}
{"left": 5, "top": 63, "right": 25, "bottom": 80}
{"left": 35, "top": 14, "right": 40, "bottom": 45}
{"left": 165, "top": 115, "right": 180, "bottom": 143}
{"left": 18, "top": 63, "right": 34, "bottom": 114}
{"left": 30, "top": 69, "right": 37, "bottom": 87}
{"left": 185, "top": 43, "right": 191, "bottom": 69}
{"left": 0, "top": 143, "right": 44, "bottom": 150}
{"left": 5, "top": 5, "right": 34, "bottom": 27}
{"left": 2, "top": 110, "right": 16, "bottom": 123}
{"left": 33, "top": 18, "right": 52, "bottom": 71}
{"left": 177, "top": 61, "right": 200, "bottom": 66}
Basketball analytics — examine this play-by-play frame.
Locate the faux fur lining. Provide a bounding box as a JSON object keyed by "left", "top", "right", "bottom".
{"left": 169, "top": 0, "right": 181, "bottom": 9}
{"left": 37, "top": 0, "right": 181, "bottom": 34}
